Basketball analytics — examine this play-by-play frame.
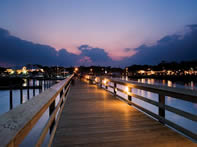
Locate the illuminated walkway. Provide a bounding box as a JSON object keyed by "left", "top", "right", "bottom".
{"left": 53, "top": 80, "right": 195, "bottom": 147}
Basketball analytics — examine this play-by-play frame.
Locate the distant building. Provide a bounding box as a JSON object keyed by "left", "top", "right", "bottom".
{"left": 5, "top": 65, "right": 44, "bottom": 76}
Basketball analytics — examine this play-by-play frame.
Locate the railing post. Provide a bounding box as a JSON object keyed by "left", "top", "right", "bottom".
{"left": 20, "top": 86, "right": 23, "bottom": 104}
{"left": 49, "top": 100, "right": 56, "bottom": 134}
{"left": 39, "top": 80, "right": 42, "bottom": 94}
{"left": 44, "top": 79, "right": 45, "bottom": 90}
{"left": 9, "top": 86, "right": 13, "bottom": 110}
{"left": 159, "top": 94, "right": 165, "bottom": 124}
{"left": 128, "top": 87, "right": 132, "bottom": 102}
{"left": 33, "top": 79, "right": 35, "bottom": 96}
{"left": 89, "top": 76, "right": 92, "bottom": 84}
{"left": 105, "top": 81, "right": 108, "bottom": 89}
{"left": 27, "top": 79, "right": 30, "bottom": 99}
{"left": 60, "top": 90, "right": 63, "bottom": 98}
{"left": 113, "top": 82, "right": 117, "bottom": 96}
{"left": 60, "top": 89, "right": 64, "bottom": 107}
{"left": 99, "top": 78, "right": 103, "bottom": 88}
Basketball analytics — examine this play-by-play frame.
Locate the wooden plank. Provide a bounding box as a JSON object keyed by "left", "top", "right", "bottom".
{"left": 53, "top": 80, "right": 195, "bottom": 147}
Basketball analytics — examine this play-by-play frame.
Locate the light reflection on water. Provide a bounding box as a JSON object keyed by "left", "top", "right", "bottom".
{"left": 132, "top": 77, "right": 196, "bottom": 90}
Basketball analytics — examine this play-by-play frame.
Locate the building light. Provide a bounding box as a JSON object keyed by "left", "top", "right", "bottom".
{"left": 23, "top": 70, "right": 27, "bottom": 74}
{"left": 150, "top": 70, "right": 155, "bottom": 74}
{"left": 22, "top": 66, "right": 27, "bottom": 74}
{"left": 138, "top": 70, "right": 145, "bottom": 74}
{"left": 10, "top": 70, "right": 14, "bottom": 74}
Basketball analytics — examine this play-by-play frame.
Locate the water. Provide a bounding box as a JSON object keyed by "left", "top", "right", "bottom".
{"left": 0, "top": 79, "right": 55, "bottom": 115}
{"left": 108, "top": 77, "right": 197, "bottom": 138}
{"left": 130, "top": 78, "right": 197, "bottom": 90}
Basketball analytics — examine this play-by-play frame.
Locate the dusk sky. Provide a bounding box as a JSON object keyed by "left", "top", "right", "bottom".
{"left": 0, "top": 0, "right": 197, "bottom": 67}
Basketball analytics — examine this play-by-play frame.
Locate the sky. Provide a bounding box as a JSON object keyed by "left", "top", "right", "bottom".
{"left": 0, "top": 0, "right": 197, "bottom": 67}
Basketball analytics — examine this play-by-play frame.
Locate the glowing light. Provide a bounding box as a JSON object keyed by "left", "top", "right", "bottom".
{"left": 167, "top": 80, "right": 172, "bottom": 87}
{"left": 22, "top": 66, "right": 27, "bottom": 75}
{"left": 138, "top": 70, "right": 145, "bottom": 74}
{"left": 95, "top": 77, "right": 98, "bottom": 82}
{"left": 125, "top": 86, "right": 129, "bottom": 93}
{"left": 85, "top": 75, "right": 90, "bottom": 79}
{"left": 74, "top": 67, "right": 79, "bottom": 72}
{"left": 23, "top": 70, "right": 27, "bottom": 74}
{"left": 150, "top": 70, "right": 155, "bottom": 74}
{"left": 103, "top": 79, "right": 108, "bottom": 85}
{"left": 10, "top": 70, "right": 14, "bottom": 74}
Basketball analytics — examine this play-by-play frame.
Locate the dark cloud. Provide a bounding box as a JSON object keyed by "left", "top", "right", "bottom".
{"left": 78, "top": 45, "right": 113, "bottom": 66}
{"left": 0, "top": 28, "right": 114, "bottom": 67}
{"left": 124, "top": 48, "right": 132, "bottom": 52}
{"left": 1, "top": 24, "right": 197, "bottom": 67}
{"left": 187, "top": 24, "right": 197, "bottom": 30}
{"left": 122, "top": 24, "right": 197, "bottom": 66}
{"left": 0, "top": 28, "right": 80, "bottom": 66}
{"left": 57, "top": 49, "right": 78, "bottom": 66}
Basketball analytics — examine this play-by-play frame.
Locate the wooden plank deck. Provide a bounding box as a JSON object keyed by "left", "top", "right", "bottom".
{"left": 53, "top": 79, "right": 196, "bottom": 147}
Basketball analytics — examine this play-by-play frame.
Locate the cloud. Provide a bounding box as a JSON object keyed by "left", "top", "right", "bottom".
{"left": 78, "top": 45, "right": 92, "bottom": 51}
{"left": 0, "top": 28, "right": 80, "bottom": 66}
{"left": 78, "top": 56, "right": 92, "bottom": 66}
{"left": 0, "top": 28, "right": 114, "bottom": 67}
{"left": 121, "top": 24, "right": 197, "bottom": 66}
{"left": 78, "top": 45, "right": 114, "bottom": 66}
{"left": 187, "top": 24, "right": 197, "bottom": 30}
{"left": 1, "top": 24, "right": 197, "bottom": 67}
{"left": 124, "top": 48, "right": 132, "bottom": 52}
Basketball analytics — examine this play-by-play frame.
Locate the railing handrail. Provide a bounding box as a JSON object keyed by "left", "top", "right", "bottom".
{"left": 0, "top": 74, "right": 74, "bottom": 147}
{"left": 89, "top": 75, "right": 197, "bottom": 103}
{"left": 85, "top": 75, "right": 197, "bottom": 141}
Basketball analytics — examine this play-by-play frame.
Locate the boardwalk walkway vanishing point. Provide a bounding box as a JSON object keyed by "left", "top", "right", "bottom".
{"left": 53, "top": 79, "right": 195, "bottom": 147}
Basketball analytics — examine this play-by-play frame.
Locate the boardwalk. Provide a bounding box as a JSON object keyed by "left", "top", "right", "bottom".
{"left": 53, "top": 79, "right": 195, "bottom": 147}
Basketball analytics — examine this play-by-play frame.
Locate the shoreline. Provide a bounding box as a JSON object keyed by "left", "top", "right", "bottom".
{"left": 128, "top": 75, "right": 197, "bottom": 82}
